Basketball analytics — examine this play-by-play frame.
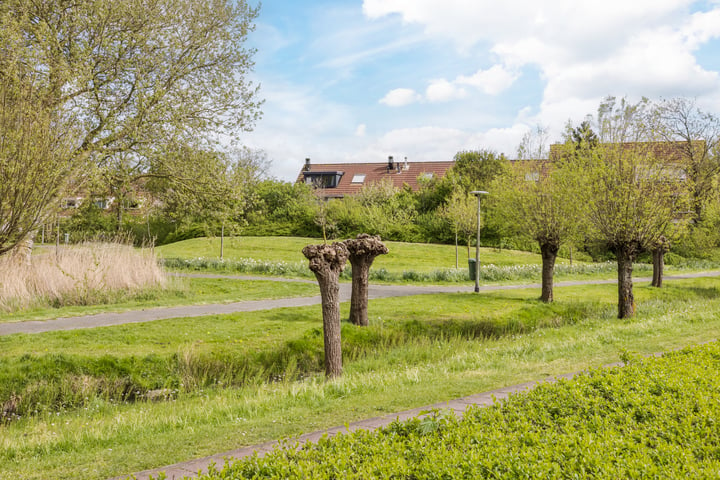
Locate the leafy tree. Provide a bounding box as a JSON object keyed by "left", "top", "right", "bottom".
{"left": 156, "top": 147, "right": 266, "bottom": 236}
{"left": 0, "top": 20, "right": 84, "bottom": 255}
{"left": 451, "top": 149, "right": 510, "bottom": 192}
{"left": 563, "top": 119, "right": 600, "bottom": 151}
{"left": 244, "top": 180, "right": 318, "bottom": 236}
{"left": 572, "top": 97, "right": 691, "bottom": 317}
{"left": 439, "top": 190, "right": 477, "bottom": 267}
{"left": 1, "top": 0, "right": 262, "bottom": 250}
{"left": 491, "top": 162, "right": 584, "bottom": 303}
{"left": 353, "top": 180, "right": 420, "bottom": 241}
{"left": 651, "top": 97, "right": 720, "bottom": 221}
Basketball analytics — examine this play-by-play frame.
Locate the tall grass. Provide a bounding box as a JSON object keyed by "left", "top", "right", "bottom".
{"left": 0, "top": 242, "right": 165, "bottom": 311}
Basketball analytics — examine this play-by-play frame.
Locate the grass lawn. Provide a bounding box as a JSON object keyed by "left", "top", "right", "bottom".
{"left": 157, "top": 237, "right": 720, "bottom": 285}
{"left": 157, "top": 236, "right": 567, "bottom": 271}
{"left": 0, "top": 276, "right": 318, "bottom": 323}
{"left": 1, "top": 277, "right": 719, "bottom": 479}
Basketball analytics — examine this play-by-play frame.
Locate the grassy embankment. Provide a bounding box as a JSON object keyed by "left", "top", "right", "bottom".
{"left": 158, "top": 236, "right": 673, "bottom": 283}
{"left": 1, "top": 277, "right": 719, "bottom": 479}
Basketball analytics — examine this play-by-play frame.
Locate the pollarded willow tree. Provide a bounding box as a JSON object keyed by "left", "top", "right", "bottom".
{"left": 0, "top": 0, "right": 262, "bottom": 252}
{"left": 344, "top": 234, "right": 388, "bottom": 327}
{"left": 574, "top": 97, "right": 691, "bottom": 318}
{"left": 490, "top": 160, "right": 584, "bottom": 303}
{"left": 302, "top": 242, "right": 350, "bottom": 378}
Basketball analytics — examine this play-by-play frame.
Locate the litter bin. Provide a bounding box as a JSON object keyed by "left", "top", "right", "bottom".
{"left": 468, "top": 258, "right": 478, "bottom": 281}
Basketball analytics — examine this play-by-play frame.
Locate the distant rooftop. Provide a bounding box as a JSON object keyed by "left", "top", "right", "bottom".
{"left": 296, "top": 157, "right": 455, "bottom": 198}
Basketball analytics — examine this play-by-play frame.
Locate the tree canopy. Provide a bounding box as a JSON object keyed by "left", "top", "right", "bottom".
{"left": 0, "top": 0, "right": 263, "bottom": 251}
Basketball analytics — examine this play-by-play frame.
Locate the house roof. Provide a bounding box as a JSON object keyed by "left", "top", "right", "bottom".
{"left": 296, "top": 159, "right": 455, "bottom": 197}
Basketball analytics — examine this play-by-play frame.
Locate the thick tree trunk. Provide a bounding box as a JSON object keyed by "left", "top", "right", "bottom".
{"left": 540, "top": 242, "right": 559, "bottom": 303}
{"left": 302, "top": 242, "right": 349, "bottom": 378}
{"left": 349, "top": 257, "right": 371, "bottom": 326}
{"left": 651, "top": 236, "right": 669, "bottom": 288}
{"left": 344, "top": 234, "right": 388, "bottom": 327}
{"left": 617, "top": 247, "right": 636, "bottom": 318}
{"left": 651, "top": 249, "right": 664, "bottom": 287}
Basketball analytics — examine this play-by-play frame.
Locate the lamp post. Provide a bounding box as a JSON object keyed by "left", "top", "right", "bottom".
{"left": 470, "top": 190, "right": 489, "bottom": 293}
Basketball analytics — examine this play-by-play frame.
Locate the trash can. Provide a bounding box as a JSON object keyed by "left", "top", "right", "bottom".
{"left": 468, "top": 258, "right": 478, "bottom": 281}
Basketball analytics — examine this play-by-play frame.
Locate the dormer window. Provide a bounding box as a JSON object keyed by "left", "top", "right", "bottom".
{"left": 351, "top": 174, "right": 366, "bottom": 184}
{"left": 303, "top": 171, "right": 343, "bottom": 188}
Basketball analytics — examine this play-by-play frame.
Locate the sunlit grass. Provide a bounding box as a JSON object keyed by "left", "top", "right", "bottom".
{"left": 1, "top": 278, "right": 719, "bottom": 479}
{"left": 157, "top": 236, "right": 564, "bottom": 272}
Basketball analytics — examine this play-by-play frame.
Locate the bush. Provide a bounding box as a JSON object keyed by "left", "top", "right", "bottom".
{"left": 196, "top": 342, "right": 720, "bottom": 479}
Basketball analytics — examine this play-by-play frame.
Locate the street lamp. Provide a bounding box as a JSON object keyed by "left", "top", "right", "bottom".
{"left": 470, "top": 190, "right": 489, "bottom": 293}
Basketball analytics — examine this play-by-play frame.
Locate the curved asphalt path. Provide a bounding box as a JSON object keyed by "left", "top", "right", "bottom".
{"left": 2, "top": 270, "right": 719, "bottom": 336}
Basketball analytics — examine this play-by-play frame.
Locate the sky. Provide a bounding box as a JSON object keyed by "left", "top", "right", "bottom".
{"left": 238, "top": 0, "right": 720, "bottom": 181}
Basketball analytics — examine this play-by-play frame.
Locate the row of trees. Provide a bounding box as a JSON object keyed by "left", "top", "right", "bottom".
{"left": 492, "top": 96, "right": 719, "bottom": 318}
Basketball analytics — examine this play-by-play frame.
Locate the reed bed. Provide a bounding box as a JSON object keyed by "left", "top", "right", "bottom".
{"left": 0, "top": 242, "right": 165, "bottom": 311}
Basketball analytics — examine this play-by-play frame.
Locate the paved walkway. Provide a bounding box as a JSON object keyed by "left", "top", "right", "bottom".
{"left": 2, "top": 271, "right": 719, "bottom": 336}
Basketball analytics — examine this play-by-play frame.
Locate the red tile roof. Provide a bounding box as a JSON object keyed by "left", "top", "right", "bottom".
{"left": 296, "top": 160, "right": 455, "bottom": 197}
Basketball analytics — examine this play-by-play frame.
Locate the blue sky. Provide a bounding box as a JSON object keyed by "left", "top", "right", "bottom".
{"left": 239, "top": 0, "right": 720, "bottom": 181}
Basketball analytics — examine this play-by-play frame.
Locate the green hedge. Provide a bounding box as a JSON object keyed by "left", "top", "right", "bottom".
{"left": 190, "top": 342, "right": 720, "bottom": 479}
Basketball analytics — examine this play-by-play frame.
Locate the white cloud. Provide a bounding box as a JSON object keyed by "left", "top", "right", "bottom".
{"left": 355, "top": 123, "right": 367, "bottom": 136}
{"left": 456, "top": 65, "right": 519, "bottom": 95}
{"left": 683, "top": 8, "right": 720, "bottom": 48}
{"left": 425, "top": 79, "right": 466, "bottom": 102}
{"left": 379, "top": 88, "right": 422, "bottom": 106}
{"left": 387, "top": 65, "right": 516, "bottom": 107}
{"left": 363, "top": 0, "right": 720, "bottom": 135}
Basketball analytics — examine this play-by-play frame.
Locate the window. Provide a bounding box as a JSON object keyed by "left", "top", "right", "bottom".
{"left": 62, "top": 198, "right": 80, "bottom": 209}
{"left": 524, "top": 171, "right": 540, "bottom": 181}
{"left": 351, "top": 174, "right": 366, "bottom": 184}
{"left": 303, "top": 172, "right": 343, "bottom": 188}
{"left": 420, "top": 172, "right": 434, "bottom": 180}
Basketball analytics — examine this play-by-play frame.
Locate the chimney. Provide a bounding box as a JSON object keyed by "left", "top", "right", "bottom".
{"left": 387, "top": 155, "right": 394, "bottom": 171}
{"left": 304, "top": 158, "right": 311, "bottom": 172}
{"left": 404, "top": 156, "right": 409, "bottom": 170}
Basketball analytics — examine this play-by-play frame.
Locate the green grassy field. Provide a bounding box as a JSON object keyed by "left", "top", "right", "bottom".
{"left": 1, "top": 277, "right": 719, "bottom": 479}
{"left": 157, "top": 236, "right": 567, "bottom": 271}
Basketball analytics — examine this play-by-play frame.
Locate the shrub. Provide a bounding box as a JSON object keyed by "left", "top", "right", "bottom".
{"left": 195, "top": 342, "right": 720, "bottom": 479}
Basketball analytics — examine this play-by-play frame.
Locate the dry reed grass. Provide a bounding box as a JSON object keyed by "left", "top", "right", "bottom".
{"left": 0, "top": 241, "right": 165, "bottom": 311}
